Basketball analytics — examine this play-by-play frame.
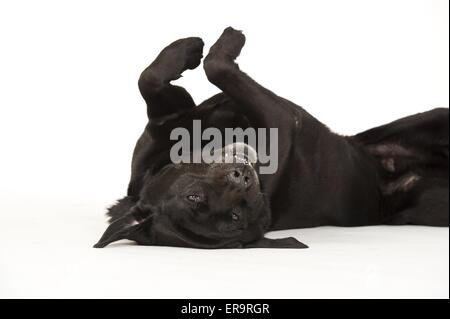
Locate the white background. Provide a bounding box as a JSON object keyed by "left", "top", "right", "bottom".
{"left": 0, "top": 0, "right": 448, "bottom": 298}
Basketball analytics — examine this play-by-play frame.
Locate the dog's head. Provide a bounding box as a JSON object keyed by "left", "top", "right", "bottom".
{"left": 94, "top": 142, "right": 272, "bottom": 248}
{"left": 94, "top": 143, "right": 307, "bottom": 249}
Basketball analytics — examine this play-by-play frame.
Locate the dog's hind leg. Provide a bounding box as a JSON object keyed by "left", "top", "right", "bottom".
{"left": 139, "top": 37, "right": 204, "bottom": 119}
{"left": 384, "top": 178, "right": 449, "bottom": 226}
{"left": 354, "top": 108, "right": 449, "bottom": 226}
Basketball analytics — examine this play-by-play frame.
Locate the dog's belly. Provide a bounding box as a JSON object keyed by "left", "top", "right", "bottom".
{"left": 267, "top": 129, "right": 383, "bottom": 229}
{"left": 194, "top": 94, "right": 383, "bottom": 229}
{"left": 269, "top": 177, "right": 382, "bottom": 230}
{"left": 137, "top": 93, "right": 383, "bottom": 230}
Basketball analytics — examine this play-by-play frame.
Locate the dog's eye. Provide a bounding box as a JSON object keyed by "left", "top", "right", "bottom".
{"left": 187, "top": 195, "right": 202, "bottom": 203}
{"left": 231, "top": 211, "right": 240, "bottom": 222}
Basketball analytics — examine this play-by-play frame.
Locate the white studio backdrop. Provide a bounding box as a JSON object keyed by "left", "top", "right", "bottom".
{"left": 0, "top": 0, "right": 448, "bottom": 298}
{"left": 0, "top": 0, "right": 448, "bottom": 207}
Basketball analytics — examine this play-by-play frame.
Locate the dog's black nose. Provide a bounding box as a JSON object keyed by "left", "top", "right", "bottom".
{"left": 229, "top": 166, "right": 253, "bottom": 189}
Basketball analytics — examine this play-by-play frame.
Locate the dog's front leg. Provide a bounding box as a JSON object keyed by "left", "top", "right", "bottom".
{"left": 203, "top": 27, "right": 301, "bottom": 194}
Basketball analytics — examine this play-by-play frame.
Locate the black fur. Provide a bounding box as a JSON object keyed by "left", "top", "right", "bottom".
{"left": 95, "top": 27, "right": 448, "bottom": 249}
{"left": 106, "top": 196, "right": 137, "bottom": 223}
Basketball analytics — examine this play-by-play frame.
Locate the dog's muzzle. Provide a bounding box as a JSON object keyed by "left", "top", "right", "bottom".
{"left": 212, "top": 142, "right": 258, "bottom": 166}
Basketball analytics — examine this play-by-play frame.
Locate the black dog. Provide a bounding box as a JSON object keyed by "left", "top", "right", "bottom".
{"left": 95, "top": 27, "right": 449, "bottom": 249}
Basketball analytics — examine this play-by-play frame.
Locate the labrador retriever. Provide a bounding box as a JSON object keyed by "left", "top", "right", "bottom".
{"left": 94, "top": 27, "right": 449, "bottom": 249}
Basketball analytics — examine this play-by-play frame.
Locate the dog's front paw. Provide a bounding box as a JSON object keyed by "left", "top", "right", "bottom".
{"left": 208, "top": 27, "right": 246, "bottom": 60}
{"left": 156, "top": 37, "right": 204, "bottom": 77}
{"left": 180, "top": 37, "right": 204, "bottom": 70}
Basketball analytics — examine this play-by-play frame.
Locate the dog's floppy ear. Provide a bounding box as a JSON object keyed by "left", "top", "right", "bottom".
{"left": 244, "top": 237, "right": 308, "bottom": 249}
{"left": 93, "top": 205, "right": 154, "bottom": 248}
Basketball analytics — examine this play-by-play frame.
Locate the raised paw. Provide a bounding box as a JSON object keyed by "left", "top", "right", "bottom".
{"left": 161, "top": 37, "right": 204, "bottom": 71}
{"left": 177, "top": 37, "right": 205, "bottom": 70}
{"left": 144, "top": 37, "right": 204, "bottom": 84}
{"left": 207, "top": 27, "right": 246, "bottom": 61}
